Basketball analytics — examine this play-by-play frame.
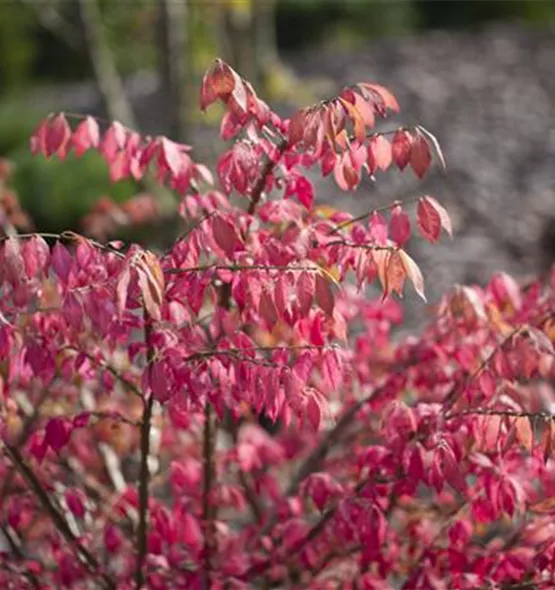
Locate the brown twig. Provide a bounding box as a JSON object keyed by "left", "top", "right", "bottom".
{"left": 135, "top": 316, "right": 155, "bottom": 589}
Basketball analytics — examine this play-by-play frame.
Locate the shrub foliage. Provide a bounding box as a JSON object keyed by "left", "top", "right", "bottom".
{"left": 0, "top": 59, "right": 554, "bottom": 589}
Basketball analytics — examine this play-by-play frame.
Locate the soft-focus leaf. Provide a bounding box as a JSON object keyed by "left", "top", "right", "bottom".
{"left": 315, "top": 273, "right": 335, "bottom": 315}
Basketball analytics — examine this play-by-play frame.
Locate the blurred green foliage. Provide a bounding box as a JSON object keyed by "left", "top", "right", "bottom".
{"left": 12, "top": 151, "right": 138, "bottom": 233}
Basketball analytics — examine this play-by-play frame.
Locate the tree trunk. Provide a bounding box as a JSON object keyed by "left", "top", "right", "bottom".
{"left": 158, "top": 0, "right": 189, "bottom": 143}
{"left": 77, "top": 0, "right": 136, "bottom": 128}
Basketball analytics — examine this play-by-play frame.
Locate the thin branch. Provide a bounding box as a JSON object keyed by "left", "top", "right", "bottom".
{"left": 135, "top": 316, "right": 155, "bottom": 589}
{"left": 166, "top": 263, "right": 324, "bottom": 275}
{"left": 3, "top": 444, "right": 115, "bottom": 590}
{"left": 322, "top": 241, "right": 397, "bottom": 251}
{"left": 329, "top": 196, "right": 422, "bottom": 235}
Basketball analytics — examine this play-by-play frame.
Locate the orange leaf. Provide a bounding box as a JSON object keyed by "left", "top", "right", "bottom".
{"left": 338, "top": 97, "right": 366, "bottom": 143}
{"left": 513, "top": 416, "right": 533, "bottom": 452}
{"left": 135, "top": 251, "right": 165, "bottom": 321}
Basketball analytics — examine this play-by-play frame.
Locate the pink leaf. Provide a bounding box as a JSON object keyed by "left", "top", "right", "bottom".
{"left": 368, "top": 135, "right": 392, "bottom": 172}
{"left": 160, "top": 137, "right": 183, "bottom": 178}
{"left": 369, "top": 211, "right": 388, "bottom": 246}
{"left": 116, "top": 265, "right": 131, "bottom": 316}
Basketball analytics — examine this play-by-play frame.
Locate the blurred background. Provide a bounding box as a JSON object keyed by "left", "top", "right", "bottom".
{"left": 1, "top": 0, "right": 555, "bottom": 327}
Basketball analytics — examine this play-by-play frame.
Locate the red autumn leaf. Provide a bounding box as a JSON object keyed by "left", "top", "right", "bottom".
{"left": 297, "top": 271, "right": 314, "bottom": 316}
{"left": 392, "top": 129, "right": 413, "bottom": 171}
{"left": 410, "top": 130, "right": 432, "bottom": 178}
{"left": 389, "top": 204, "right": 411, "bottom": 247}
{"left": 30, "top": 119, "right": 48, "bottom": 156}
{"left": 368, "top": 135, "right": 392, "bottom": 172}
{"left": 149, "top": 360, "right": 170, "bottom": 402}
{"left": 71, "top": 116, "right": 100, "bottom": 156}
{"left": 306, "top": 392, "right": 323, "bottom": 431}
{"left": 65, "top": 489, "right": 86, "bottom": 519}
{"left": 334, "top": 153, "right": 359, "bottom": 191}
{"left": 259, "top": 287, "right": 278, "bottom": 326}
{"left": 369, "top": 211, "right": 388, "bottom": 246}
{"left": 358, "top": 83, "right": 400, "bottom": 114}
{"left": 321, "top": 348, "right": 342, "bottom": 391}
{"left": 417, "top": 196, "right": 452, "bottom": 243}
{"left": 417, "top": 197, "right": 441, "bottom": 243}
{"left": 353, "top": 92, "right": 375, "bottom": 127}
{"left": 22, "top": 235, "right": 50, "bottom": 278}
{"left": 44, "top": 417, "right": 72, "bottom": 452}
{"left": 45, "top": 114, "right": 71, "bottom": 159}
{"left": 384, "top": 251, "right": 406, "bottom": 299}
{"left": 116, "top": 265, "right": 131, "bottom": 316}
{"left": 200, "top": 59, "right": 235, "bottom": 111}
{"left": 288, "top": 109, "right": 307, "bottom": 146}
{"left": 160, "top": 137, "right": 184, "bottom": 178}
{"left": 229, "top": 69, "right": 248, "bottom": 114}
{"left": 211, "top": 215, "right": 239, "bottom": 257}
{"left": 315, "top": 273, "right": 335, "bottom": 315}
